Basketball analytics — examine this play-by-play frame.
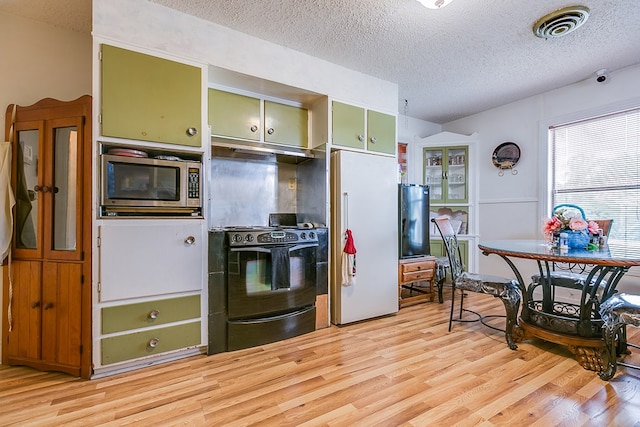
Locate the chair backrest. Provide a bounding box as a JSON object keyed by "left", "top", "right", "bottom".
{"left": 431, "top": 217, "right": 465, "bottom": 281}
{"left": 594, "top": 219, "right": 613, "bottom": 236}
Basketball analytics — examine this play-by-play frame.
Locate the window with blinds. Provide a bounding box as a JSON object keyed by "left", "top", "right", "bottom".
{"left": 550, "top": 107, "right": 640, "bottom": 243}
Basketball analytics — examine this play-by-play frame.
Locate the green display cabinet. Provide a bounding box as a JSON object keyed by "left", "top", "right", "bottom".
{"left": 423, "top": 146, "right": 468, "bottom": 204}
{"left": 101, "top": 44, "right": 201, "bottom": 146}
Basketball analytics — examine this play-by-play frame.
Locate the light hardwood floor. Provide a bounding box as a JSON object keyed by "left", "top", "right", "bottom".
{"left": 2, "top": 291, "right": 640, "bottom": 426}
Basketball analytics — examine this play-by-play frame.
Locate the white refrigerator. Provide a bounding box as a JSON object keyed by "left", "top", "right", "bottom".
{"left": 330, "top": 150, "right": 399, "bottom": 324}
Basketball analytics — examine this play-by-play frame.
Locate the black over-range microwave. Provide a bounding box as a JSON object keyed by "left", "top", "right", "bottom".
{"left": 100, "top": 152, "right": 202, "bottom": 217}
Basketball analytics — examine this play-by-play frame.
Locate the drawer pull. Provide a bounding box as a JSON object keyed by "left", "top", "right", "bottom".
{"left": 148, "top": 309, "right": 160, "bottom": 320}
{"left": 184, "top": 235, "right": 196, "bottom": 245}
{"left": 148, "top": 338, "right": 160, "bottom": 348}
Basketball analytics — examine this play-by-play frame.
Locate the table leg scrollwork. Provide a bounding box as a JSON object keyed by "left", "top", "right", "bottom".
{"left": 568, "top": 345, "right": 607, "bottom": 372}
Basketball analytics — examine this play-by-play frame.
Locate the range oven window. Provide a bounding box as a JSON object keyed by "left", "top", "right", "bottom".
{"left": 245, "top": 255, "right": 306, "bottom": 294}
{"left": 106, "top": 162, "right": 180, "bottom": 201}
{"left": 228, "top": 244, "right": 317, "bottom": 319}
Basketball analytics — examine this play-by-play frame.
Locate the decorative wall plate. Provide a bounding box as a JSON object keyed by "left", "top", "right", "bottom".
{"left": 492, "top": 142, "right": 520, "bottom": 175}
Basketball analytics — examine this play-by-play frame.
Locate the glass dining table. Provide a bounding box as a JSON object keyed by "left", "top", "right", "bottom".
{"left": 478, "top": 239, "right": 640, "bottom": 372}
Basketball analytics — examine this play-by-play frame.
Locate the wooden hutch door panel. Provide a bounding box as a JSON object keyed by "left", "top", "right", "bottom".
{"left": 41, "top": 262, "right": 83, "bottom": 370}
{"left": 5, "top": 260, "right": 42, "bottom": 361}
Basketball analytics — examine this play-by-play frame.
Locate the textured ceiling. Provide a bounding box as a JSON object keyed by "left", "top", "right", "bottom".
{"left": 3, "top": 0, "right": 640, "bottom": 123}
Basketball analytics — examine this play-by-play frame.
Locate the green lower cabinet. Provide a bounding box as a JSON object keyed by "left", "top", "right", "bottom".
{"left": 101, "top": 321, "right": 201, "bottom": 365}
{"left": 102, "top": 295, "right": 200, "bottom": 334}
{"left": 430, "top": 239, "right": 468, "bottom": 273}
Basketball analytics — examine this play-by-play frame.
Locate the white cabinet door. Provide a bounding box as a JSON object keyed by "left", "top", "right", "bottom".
{"left": 99, "top": 221, "right": 204, "bottom": 301}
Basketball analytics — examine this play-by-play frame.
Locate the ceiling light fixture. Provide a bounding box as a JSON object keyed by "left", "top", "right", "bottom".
{"left": 418, "top": 0, "right": 454, "bottom": 9}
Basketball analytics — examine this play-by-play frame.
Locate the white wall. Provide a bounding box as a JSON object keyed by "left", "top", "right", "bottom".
{"left": 397, "top": 114, "right": 441, "bottom": 144}
{"left": 0, "top": 11, "right": 91, "bottom": 360}
{"left": 442, "top": 63, "right": 640, "bottom": 288}
{"left": 0, "top": 12, "right": 92, "bottom": 132}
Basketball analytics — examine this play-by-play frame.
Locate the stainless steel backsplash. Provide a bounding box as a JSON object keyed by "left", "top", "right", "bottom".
{"left": 209, "top": 152, "right": 326, "bottom": 228}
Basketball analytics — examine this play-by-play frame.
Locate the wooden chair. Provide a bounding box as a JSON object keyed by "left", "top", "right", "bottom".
{"left": 599, "top": 293, "right": 640, "bottom": 380}
{"left": 431, "top": 217, "right": 521, "bottom": 350}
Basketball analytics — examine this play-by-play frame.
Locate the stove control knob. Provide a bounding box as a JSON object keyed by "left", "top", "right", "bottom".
{"left": 245, "top": 234, "right": 254, "bottom": 243}
{"left": 300, "top": 232, "right": 306, "bottom": 240}
{"left": 232, "top": 234, "right": 242, "bottom": 243}
{"left": 309, "top": 232, "right": 316, "bottom": 239}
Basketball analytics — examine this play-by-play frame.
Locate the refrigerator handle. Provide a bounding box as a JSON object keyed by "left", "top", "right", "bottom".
{"left": 343, "top": 192, "right": 349, "bottom": 230}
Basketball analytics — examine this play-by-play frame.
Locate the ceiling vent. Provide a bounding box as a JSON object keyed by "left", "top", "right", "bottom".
{"left": 533, "top": 6, "right": 590, "bottom": 39}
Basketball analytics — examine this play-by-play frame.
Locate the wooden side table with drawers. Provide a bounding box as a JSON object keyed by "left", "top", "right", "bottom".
{"left": 398, "top": 256, "right": 436, "bottom": 308}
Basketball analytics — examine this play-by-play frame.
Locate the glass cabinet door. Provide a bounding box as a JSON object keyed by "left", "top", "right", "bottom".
{"left": 423, "top": 148, "right": 444, "bottom": 202}
{"left": 45, "top": 117, "right": 84, "bottom": 262}
{"left": 13, "top": 116, "right": 84, "bottom": 262}
{"left": 446, "top": 147, "right": 467, "bottom": 202}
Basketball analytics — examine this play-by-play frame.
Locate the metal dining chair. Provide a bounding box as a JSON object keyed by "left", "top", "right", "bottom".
{"left": 599, "top": 293, "right": 640, "bottom": 380}
{"left": 431, "top": 217, "right": 521, "bottom": 350}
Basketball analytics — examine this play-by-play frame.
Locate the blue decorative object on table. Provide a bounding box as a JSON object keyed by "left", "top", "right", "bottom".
{"left": 544, "top": 204, "right": 597, "bottom": 249}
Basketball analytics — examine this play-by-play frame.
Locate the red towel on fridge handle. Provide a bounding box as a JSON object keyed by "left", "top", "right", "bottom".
{"left": 341, "top": 229, "right": 356, "bottom": 287}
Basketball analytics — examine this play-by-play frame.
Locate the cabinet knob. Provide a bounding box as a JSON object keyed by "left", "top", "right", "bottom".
{"left": 358, "top": 134, "right": 365, "bottom": 142}
{"left": 267, "top": 128, "right": 275, "bottom": 135}
{"left": 184, "top": 235, "right": 196, "bottom": 245}
{"left": 43, "top": 302, "right": 54, "bottom": 310}
{"left": 186, "top": 127, "right": 198, "bottom": 136}
{"left": 250, "top": 125, "right": 258, "bottom": 133}
{"left": 370, "top": 136, "right": 377, "bottom": 144}
{"left": 31, "top": 301, "right": 41, "bottom": 309}
{"left": 34, "top": 185, "right": 51, "bottom": 193}
{"left": 148, "top": 338, "right": 160, "bottom": 348}
{"left": 148, "top": 309, "right": 160, "bottom": 320}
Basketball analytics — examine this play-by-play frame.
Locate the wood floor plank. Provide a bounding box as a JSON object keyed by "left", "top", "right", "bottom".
{"left": 1, "top": 290, "right": 639, "bottom": 426}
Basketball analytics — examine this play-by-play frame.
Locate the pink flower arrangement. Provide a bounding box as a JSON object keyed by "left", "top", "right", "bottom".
{"left": 543, "top": 206, "right": 599, "bottom": 241}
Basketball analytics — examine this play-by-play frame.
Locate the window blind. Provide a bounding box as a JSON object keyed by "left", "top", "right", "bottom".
{"left": 550, "top": 108, "right": 640, "bottom": 242}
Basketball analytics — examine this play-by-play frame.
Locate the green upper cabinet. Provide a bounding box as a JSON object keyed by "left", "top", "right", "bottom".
{"left": 332, "top": 101, "right": 396, "bottom": 154}
{"left": 101, "top": 44, "right": 202, "bottom": 147}
{"left": 264, "top": 101, "right": 308, "bottom": 147}
{"left": 332, "top": 101, "right": 365, "bottom": 150}
{"left": 366, "top": 109, "right": 396, "bottom": 154}
{"left": 209, "top": 89, "right": 308, "bottom": 147}
{"left": 208, "top": 89, "right": 260, "bottom": 141}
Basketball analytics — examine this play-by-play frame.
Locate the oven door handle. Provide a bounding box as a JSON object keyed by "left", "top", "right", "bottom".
{"left": 229, "top": 247, "right": 271, "bottom": 253}
{"left": 229, "top": 243, "right": 318, "bottom": 253}
{"left": 289, "top": 243, "right": 318, "bottom": 252}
